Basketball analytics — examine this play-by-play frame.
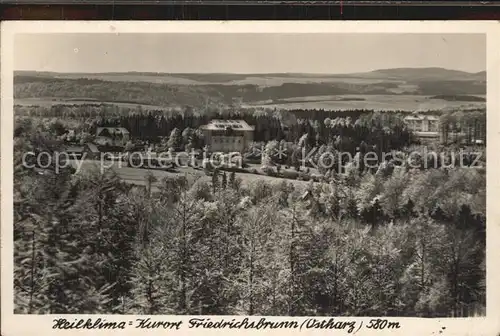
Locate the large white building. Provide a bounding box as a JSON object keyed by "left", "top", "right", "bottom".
{"left": 404, "top": 114, "right": 440, "bottom": 132}
{"left": 404, "top": 114, "right": 440, "bottom": 140}
{"left": 200, "top": 120, "right": 255, "bottom": 153}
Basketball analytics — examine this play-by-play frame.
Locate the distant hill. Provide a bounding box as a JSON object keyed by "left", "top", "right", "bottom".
{"left": 350, "top": 67, "right": 486, "bottom": 82}
{"left": 430, "top": 95, "right": 486, "bottom": 102}
{"left": 14, "top": 67, "right": 486, "bottom": 83}
{"left": 13, "top": 67, "right": 486, "bottom": 109}
{"left": 469, "top": 71, "right": 487, "bottom": 81}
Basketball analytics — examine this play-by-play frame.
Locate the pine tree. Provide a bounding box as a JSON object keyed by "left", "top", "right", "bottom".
{"left": 15, "top": 169, "right": 115, "bottom": 314}
{"left": 167, "top": 128, "right": 182, "bottom": 151}
{"left": 14, "top": 212, "right": 52, "bottom": 313}
{"left": 75, "top": 169, "right": 138, "bottom": 313}
{"left": 222, "top": 172, "right": 228, "bottom": 189}
{"left": 181, "top": 127, "right": 194, "bottom": 149}
{"left": 144, "top": 171, "right": 157, "bottom": 197}
{"left": 236, "top": 202, "right": 282, "bottom": 315}
{"left": 166, "top": 187, "right": 204, "bottom": 314}
{"left": 229, "top": 171, "right": 236, "bottom": 189}
{"left": 211, "top": 170, "right": 219, "bottom": 193}
{"left": 281, "top": 195, "right": 310, "bottom": 316}
{"left": 128, "top": 225, "right": 175, "bottom": 314}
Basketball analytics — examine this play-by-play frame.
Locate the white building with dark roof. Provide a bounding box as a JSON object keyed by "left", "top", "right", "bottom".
{"left": 64, "top": 143, "right": 100, "bottom": 160}
{"left": 95, "top": 127, "right": 130, "bottom": 147}
{"left": 200, "top": 120, "right": 255, "bottom": 153}
{"left": 404, "top": 114, "right": 440, "bottom": 140}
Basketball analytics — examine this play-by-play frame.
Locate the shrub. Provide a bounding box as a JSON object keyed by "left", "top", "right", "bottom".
{"left": 298, "top": 172, "right": 311, "bottom": 181}
{"left": 204, "top": 168, "right": 213, "bottom": 176}
{"left": 311, "top": 174, "right": 323, "bottom": 182}
{"left": 221, "top": 166, "right": 247, "bottom": 174}
{"left": 245, "top": 157, "right": 262, "bottom": 165}
{"left": 282, "top": 170, "right": 299, "bottom": 180}
{"left": 262, "top": 166, "right": 276, "bottom": 177}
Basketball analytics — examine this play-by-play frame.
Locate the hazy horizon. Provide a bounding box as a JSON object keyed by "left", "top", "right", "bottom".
{"left": 14, "top": 33, "right": 486, "bottom": 74}
{"left": 14, "top": 66, "right": 487, "bottom": 75}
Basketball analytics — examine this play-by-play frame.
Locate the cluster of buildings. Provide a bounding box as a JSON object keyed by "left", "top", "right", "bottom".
{"left": 64, "top": 113, "right": 484, "bottom": 159}
{"left": 64, "top": 120, "right": 256, "bottom": 158}
{"left": 88, "top": 120, "right": 255, "bottom": 154}
{"left": 65, "top": 127, "right": 131, "bottom": 159}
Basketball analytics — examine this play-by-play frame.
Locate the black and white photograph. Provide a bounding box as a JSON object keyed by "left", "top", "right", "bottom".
{"left": 2, "top": 22, "right": 498, "bottom": 329}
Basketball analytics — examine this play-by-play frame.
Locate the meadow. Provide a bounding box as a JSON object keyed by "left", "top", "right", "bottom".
{"left": 15, "top": 97, "right": 169, "bottom": 111}
{"left": 15, "top": 71, "right": 401, "bottom": 86}
{"left": 68, "top": 160, "right": 310, "bottom": 192}
{"left": 15, "top": 94, "right": 486, "bottom": 114}
{"left": 243, "top": 94, "right": 486, "bottom": 111}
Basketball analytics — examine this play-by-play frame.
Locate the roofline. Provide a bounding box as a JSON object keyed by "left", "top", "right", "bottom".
{"left": 404, "top": 116, "right": 440, "bottom": 121}
{"left": 201, "top": 127, "right": 255, "bottom": 131}
{"left": 200, "top": 120, "right": 255, "bottom": 131}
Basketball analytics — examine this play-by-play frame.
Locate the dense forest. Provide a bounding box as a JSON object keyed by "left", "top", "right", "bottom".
{"left": 13, "top": 112, "right": 486, "bottom": 316}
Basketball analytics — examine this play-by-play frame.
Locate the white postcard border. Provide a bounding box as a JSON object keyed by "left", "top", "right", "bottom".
{"left": 1, "top": 20, "right": 500, "bottom": 336}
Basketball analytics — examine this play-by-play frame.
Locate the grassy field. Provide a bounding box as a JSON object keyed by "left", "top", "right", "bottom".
{"left": 16, "top": 72, "right": 400, "bottom": 87}
{"left": 70, "top": 160, "right": 310, "bottom": 192}
{"left": 244, "top": 94, "right": 486, "bottom": 111}
{"left": 213, "top": 76, "right": 394, "bottom": 87}
{"left": 16, "top": 68, "right": 486, "bottom": 86}
{"left": 15, "top": 94, "right": 486, "bottom": 113}
{"left": 14, "top": 97, "right": 169, "bottom": 111}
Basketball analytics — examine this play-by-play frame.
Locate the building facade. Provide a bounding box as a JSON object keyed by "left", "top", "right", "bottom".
{"left": 200, "top": 120, "right": 255, "bottom": 153}
{"left": 404, "top": 115, "right": 440, "bottom": 133}
{"left": 404, "top": 114, "right": 441, "bottom": 141}
{"left": 403, "top": 114, "right": 486, "bottom": 145}
{"left": 64, "top": 143, "right": 100, "bottom": 160}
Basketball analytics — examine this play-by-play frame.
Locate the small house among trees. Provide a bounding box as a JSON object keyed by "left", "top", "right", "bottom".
{"left": 95, "top": 127, "right": 131, "bottom": 147}
{"left": 64, "top": 143, "right": 100, "bottom": 160}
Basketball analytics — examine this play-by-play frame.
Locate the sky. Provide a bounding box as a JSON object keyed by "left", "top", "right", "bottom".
{"left": 14, "top": 33, "right": 486, "bottom": 74}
